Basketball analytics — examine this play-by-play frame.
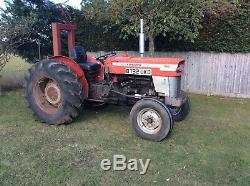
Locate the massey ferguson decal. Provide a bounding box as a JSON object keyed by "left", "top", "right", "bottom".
{"left": 112, "top": 62, "right": 142, "bottom": 67}
{"left": 112, "top": 62, "right": 178, "bottom": 72}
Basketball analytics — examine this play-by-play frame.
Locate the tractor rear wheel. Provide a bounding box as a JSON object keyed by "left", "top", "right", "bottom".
{"left": 130, "top": 99, "right": 173, "bottom": 141}
{"left": 170, "top": 97, "right": 190, "bottom": 122}
{"left": 25, "top": 60, "right": 84, "bottom": 124}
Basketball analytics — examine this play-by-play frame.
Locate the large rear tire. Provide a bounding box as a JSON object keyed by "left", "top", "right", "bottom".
{"left": 25, "top": 60, "right": 84, "bottom": 124}
{"left": 130, "top": 99, "right": 173, "bottom": 142}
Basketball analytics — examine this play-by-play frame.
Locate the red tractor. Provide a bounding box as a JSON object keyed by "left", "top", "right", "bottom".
{"left": 25, "top": 23, "right": 190, "bottom": 141}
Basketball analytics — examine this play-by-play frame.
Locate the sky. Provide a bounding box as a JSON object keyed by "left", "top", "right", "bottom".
{"left": 0, "top": 0, "right": 82, "bottom": 9}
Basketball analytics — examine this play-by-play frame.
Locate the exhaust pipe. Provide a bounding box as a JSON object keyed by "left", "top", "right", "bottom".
{"left": 139, "top": 19, "right": 145, "bottom": 58}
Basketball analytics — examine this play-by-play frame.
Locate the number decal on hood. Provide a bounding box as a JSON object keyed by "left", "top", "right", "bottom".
{"left": 125, "top": 68, "right": 152, "bottom": 76}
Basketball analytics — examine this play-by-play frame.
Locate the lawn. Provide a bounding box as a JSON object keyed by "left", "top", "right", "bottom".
{"left": 0, "top": 90, "right": 249, "bottom": 185}
{"left": 0, "top": 56, "right": 31, "bottom": 91}
{"left": 1, "top": 56, "right": 30, "bottom": 74}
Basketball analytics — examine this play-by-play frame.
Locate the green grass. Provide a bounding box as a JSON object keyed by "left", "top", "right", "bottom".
{"left": 1, "top": 56, "right": 30, "bottom": 74}
{"left": 0, "top": 91, "right": 250, "bottom": 185}
{"left": 0, "top": 56, "right": 31, "bottom": 90}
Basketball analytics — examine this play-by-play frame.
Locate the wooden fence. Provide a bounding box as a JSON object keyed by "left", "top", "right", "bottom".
{"left": 89, "top": 51, "right": 250, "bottom": 98}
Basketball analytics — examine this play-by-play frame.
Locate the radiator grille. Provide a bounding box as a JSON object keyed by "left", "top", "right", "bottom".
{"left": 169, "top": 77, "right": 181, "bottom": 98}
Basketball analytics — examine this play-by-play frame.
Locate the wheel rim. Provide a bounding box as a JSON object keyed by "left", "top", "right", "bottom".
{"left": 44, "top": 81, "right": 62, "bottom": 105}
{"left": 137, "top": 108, "right": 162, "bottom": 134}
{"left": 33, "top": 77, "right": 63, "bottom": 114}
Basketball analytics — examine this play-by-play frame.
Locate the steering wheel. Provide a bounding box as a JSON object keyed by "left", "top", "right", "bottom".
{"left": 96, "top": 51, "right": 117, "bottom": 62}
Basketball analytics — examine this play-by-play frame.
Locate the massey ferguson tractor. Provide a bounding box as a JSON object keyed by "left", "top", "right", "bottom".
{"left": 25, "top": 22, "right": 190, "bottom": 141}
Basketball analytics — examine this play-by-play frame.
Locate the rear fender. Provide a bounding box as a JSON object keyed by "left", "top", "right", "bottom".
{"left": 51, "top": 56, "right": 89, "bottom": 98}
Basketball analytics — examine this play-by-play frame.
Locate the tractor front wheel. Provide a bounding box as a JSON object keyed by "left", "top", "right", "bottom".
{"left": 25, "top": 60, "right": 84, "bottom": 124}
{"left": 170, "top": 97, "right": 190, "bottom": 122}
{"left": 130, "top": 99, "right": 173, "bottom": 141}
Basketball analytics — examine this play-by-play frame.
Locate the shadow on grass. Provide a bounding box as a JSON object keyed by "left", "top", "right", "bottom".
{"left": 77, "top": 104, "right": 132, "bottom": 125}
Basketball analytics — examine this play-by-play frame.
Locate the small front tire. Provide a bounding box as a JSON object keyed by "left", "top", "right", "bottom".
{"left": 130, "top": 99, "right": 173, "bottom": 142}
{"left": 170, "top": 97, "right": 190, "bottom": 122}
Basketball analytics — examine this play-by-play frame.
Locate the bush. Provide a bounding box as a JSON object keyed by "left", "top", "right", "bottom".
{"left": 155, "top": 1, "right": 250, "bottom": 53}
{"left": 193, "top": 0, "right": 250, "bottom": 53}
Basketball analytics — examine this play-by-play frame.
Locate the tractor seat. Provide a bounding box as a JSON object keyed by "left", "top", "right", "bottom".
{"left": 78, "top": 62, "right": 100, "bottom": 71}
{"left": 70, "top": 46, "right": 100, "bottom": 71}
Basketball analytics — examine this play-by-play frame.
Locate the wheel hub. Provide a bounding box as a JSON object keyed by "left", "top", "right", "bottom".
{"left": 137, "top": 108, "right": 162, "bottom": 134}
{"left": 44, "top": 82, "right": 62, "bottom": 105}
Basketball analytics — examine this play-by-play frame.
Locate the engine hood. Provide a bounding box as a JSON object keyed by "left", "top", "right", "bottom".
{"left": 109, "top": 57, "right": 184, "bottom": 65}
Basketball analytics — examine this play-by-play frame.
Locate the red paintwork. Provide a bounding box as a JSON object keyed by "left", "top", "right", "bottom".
{"left": 121, "top": 52, "right": 129, "bottom": 57}
{"left": 51, "top": 56, "right": 89, "bottom": 97}
{"left": 87, "top": 55, "right": 105, "bottom": 81}
{"left": 112, "top": 76, "right": 118, "bottom": 83}
{"left": 50, "top": 22, "right": 185, "bottom": 97}
{"left": 105, "top": 57, "right": 184, "bottom": 77}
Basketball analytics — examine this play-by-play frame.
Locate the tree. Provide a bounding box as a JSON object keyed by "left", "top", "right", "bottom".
{"left": 78, "top": 0, "right": 130, "bottom": 51}
{"left": 110, "top": 0, "right": 210, "bottom": 54}
{"left": 0, "top": 8, "right": 36, "bottom": 71}
{"left": 0, "top": 0, "right": 77, "bottom": 63}
{"left": 83, "top": 0, "right": 209, "bottom": 54}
